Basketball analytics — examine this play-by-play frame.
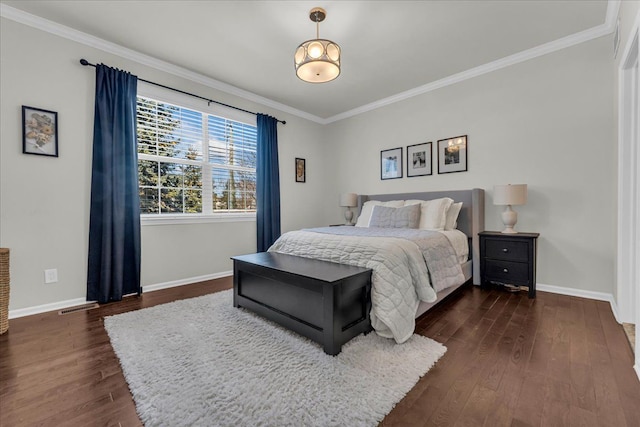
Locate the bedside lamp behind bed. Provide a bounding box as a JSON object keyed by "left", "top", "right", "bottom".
{"left": 340, "top": 193, "right": 358, "bottom": 225}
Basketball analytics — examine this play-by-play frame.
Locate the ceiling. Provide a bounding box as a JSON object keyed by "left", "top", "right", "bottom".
{"left": 2, "top": 1, "right": 611, "bottom": 122}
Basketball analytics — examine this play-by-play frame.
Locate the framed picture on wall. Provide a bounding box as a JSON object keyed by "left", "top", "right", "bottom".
{"left": 380, "top": 147, "right": 402, "bottom": 180}
{"left": 437, "top": 135, "right": 467, "bottom": 174}
{"left": 406, "top": 142, "right": 432, "bottom": 177}
{"left": 22, "top": 105, "right": 58, "bottom": 157}
{"left": 295, "top": 157, "right": 306, "bottom": 182}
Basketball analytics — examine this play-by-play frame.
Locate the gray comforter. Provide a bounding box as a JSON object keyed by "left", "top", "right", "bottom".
{"left": 268, "top": 227, "right": 465, "bottom": 343}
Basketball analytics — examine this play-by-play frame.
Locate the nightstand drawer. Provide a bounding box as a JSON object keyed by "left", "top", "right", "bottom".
{"left": 484, "top": 259, "right": 530, "bottom": 285}
{"left": 484, "top": 239, "right": 529, "bottom": 262}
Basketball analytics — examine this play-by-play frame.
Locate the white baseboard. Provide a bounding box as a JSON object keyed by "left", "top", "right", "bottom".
{"left": 7, "top": 271, "right": 233, "bottom": 319}
{"left": 608, "top": 299, "right": 622, "bottom": 324}
{"left": 142, "top": 271, "right": 232, "bottom": 293}
{"left": 9, "top": 297, "right": 90, "bottom": 319}
{"left": 537, "top": 283, "right": 613, "bottom": 301}
{"left": 537, "top": 283, "right": 620, "bottom": 323}
{"left": 6, "top": 278, "right": 620, "bottom": 323}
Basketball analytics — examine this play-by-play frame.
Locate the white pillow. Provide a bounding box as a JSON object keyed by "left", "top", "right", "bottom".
{"left": 444, "top": 202, "right": 463, "bottom": 230}
{"left": 355, "top": 200, "right": 405, "bottom": 227}
{"left": 405, "top": 198, "right": 454, "bottom": 230}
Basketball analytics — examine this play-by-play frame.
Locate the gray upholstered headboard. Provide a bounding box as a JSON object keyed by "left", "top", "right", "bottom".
{"left": 356, "top": 188, "right": 485, "bottom": 285}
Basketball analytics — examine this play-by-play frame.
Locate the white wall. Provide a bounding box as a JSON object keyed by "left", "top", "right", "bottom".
{"left": 0, "top": 11, "right": 623, "bottom": 312}
{"left": 0, "top": 18, "right": 327, "bottom": 311}
{"left": 324, "top": 36, "right": 615, "bottom": 294}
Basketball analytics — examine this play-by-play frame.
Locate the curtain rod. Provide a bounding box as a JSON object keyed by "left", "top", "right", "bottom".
{"left": 79, "top": 59, "right": 286, "bottom": 125}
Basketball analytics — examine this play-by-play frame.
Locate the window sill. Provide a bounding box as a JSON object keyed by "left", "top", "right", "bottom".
{"left": 141, "top": 212, "right": 256, "bottom": 226}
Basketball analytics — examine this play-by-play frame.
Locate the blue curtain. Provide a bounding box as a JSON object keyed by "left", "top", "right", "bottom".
{"left": 256, "top": 114, "right": 281, "bottom": 252}
{"left": 87, "top": 64, "right": 141, "bottom": 303}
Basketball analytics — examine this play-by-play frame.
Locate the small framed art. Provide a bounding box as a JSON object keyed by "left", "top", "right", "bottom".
{"left": 22, "top": 106, "right": 58, "bottom": 157}
{"left": 437, "top": 135, "right": 467, "bottom": 174}
{"left": 295, "top": 157, "right": 306, "bottom": 182}
{"left": 380, "top": 147, "right": 402, "bottom": 180}
{"left": 407, "top": 142, "right": 432, "bottom": 177}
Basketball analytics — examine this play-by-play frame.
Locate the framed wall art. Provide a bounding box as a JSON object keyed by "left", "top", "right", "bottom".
{"left": 437, "top": 135, "right": 467, "bottom": 174}
{"left": 295, "top": 157, "right": 306, "bottom": 182}
{"left": 406, "top": 142, "right": 432, "bottom": 177}
{"left": 22, "top": 106, "right": 58, "bottom": 157}
{"left": 380, "top": 147, "right": 402, "bottom": 180}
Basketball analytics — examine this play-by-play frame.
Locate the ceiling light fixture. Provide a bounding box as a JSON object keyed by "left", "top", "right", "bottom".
{"left": 294, "top": 7, "right": 341, "bottom": 83}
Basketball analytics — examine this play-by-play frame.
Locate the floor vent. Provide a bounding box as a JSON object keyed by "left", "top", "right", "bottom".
{"left": 58, "top": 303, "right": 100, "bottom": 315}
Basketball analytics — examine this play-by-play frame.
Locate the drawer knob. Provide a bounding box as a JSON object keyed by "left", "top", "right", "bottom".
{"left": 502, "top": 248, "right": 509, "bottom": 253}
{"left": 503, "top": 268, "right": 509, "bottom": 273}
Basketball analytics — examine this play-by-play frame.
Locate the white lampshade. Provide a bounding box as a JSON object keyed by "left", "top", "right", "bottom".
{"left": 339, "top": 193, "right": 358, "bottom": 207}
{"left": 493, "top": 184, "right": 527, "bottom": 234}
{"left": 493, "top": 184, "right": 527, "bottom": 206}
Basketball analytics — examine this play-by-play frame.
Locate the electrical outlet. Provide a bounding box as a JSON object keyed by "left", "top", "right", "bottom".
{"left": 44, "top": 269, "right": 58, "bottom": 284}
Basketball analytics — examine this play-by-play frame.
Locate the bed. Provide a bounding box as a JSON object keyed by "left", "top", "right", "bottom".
{"left": 268, "top": 188, "right": 485, "bottom": 344}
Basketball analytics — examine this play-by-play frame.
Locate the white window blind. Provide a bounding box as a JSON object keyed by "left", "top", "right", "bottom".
{"left": 136, "top": 96, "right": 257, "bottom": 216}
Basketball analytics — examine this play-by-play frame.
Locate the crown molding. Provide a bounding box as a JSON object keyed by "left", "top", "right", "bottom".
{"left": 605, "top": 0, "right": 622, "bottom": 31}
{"left": 1, "top": 2, "right": 620, "bottom": 126}
{"left": 325, "top": 15, "right": 618, "bottom": 123}
{"left": 0, "top": 3, "right": 325, "bottom": 124}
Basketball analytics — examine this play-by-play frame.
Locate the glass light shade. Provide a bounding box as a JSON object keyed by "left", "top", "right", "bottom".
{"left": 295, "top": 39, "right": 341, "bottom": 83}
{"left": 307, "top": 41, "right": 324, "bottom": 58}
{"left": 326, "top": 43, "right": 340, "bottom": 61}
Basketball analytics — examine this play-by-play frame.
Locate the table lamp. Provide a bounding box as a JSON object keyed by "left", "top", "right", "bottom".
{"left": 339, "top": 193, "right": 358, "bottom": 225}
{"left": 493, "top": 184, "right": 527, "bottom": 234}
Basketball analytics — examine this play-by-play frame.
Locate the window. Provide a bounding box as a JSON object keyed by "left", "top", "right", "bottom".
{"left": 136, "top": 96, "right": 257, "bottom": 218}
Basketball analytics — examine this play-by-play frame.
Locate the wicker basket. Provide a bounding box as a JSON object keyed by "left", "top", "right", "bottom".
{"left": 0, "top": 248, "right": 9, "bottom": 334}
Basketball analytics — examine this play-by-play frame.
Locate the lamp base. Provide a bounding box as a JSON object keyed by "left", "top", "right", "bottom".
{"left": 500, "top": 205, "right": 518, "bottom": 234}
{"left": 344, "top": 208, "right": 354, "bottom": 225}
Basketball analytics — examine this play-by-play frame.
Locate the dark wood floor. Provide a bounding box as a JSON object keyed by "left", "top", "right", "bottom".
{"left": 1, "top": 279, "right": 638, "bottom": 427}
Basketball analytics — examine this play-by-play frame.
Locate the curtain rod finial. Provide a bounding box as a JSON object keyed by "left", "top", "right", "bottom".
{"left": 80, "top": 59, "right": 89, "bottom": 66}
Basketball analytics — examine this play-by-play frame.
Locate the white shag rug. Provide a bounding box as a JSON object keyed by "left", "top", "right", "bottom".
{"left": 104, "top": 289, "right": 446, "bottom": 427}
